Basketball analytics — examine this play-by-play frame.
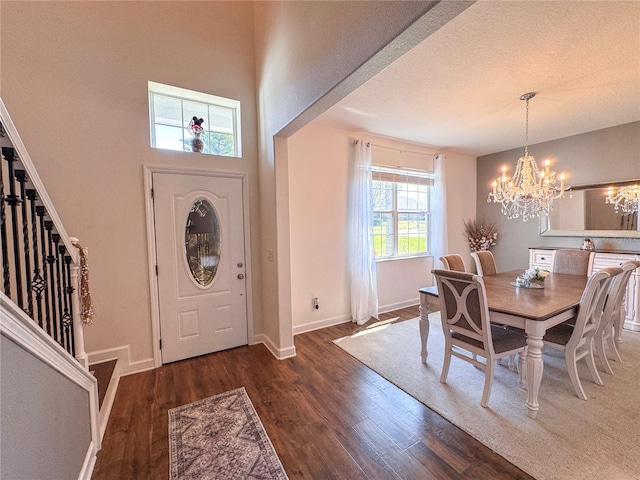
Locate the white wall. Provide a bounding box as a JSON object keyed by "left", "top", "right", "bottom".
{"left": 1, "top": 335, "right": 92, "bottom": 479}
{"left": 253, "top": 2, "right": 472, "bottom": 354}
{"left": 288, "top": 123, "right": 476, "bottom": 333}
{"left": 1, "top": 2, "right": 260, "bottom": 366}
{"left": 1, "top": 1, "right": 473, "bottom": 364}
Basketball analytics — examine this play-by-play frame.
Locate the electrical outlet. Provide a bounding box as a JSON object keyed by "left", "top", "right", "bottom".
{"left": 267, "top": 249, "right": 274, "bottom": 262}
{"left": 313, "top": 297, "right": 319, "bottom": 310}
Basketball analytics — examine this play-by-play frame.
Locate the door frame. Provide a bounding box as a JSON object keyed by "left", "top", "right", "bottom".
{"left": 143, "top": 165, "right": 254, "bottom": 368}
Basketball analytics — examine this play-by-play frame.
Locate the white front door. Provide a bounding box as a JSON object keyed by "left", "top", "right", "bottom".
{"left": 152, "top": 172, "right": 247, "bottom": 364}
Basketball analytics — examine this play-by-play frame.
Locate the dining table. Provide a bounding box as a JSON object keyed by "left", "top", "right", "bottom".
{"left": 419, "top": 269, "right": 588, "bottom": 419}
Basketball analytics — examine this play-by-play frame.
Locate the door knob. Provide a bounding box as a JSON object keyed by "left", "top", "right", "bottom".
{"left": 237, "top": 273, "right": 245, "bottom": 280}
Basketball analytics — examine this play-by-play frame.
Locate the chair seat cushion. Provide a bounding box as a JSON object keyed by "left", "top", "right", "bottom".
{"left": 452, "top": 325, "right": 527, "bottom": 353}
{"left": 544, "top": 322, "right": 575, "bottom": 346}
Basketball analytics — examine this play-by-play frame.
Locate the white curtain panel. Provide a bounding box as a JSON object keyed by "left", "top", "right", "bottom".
{"left": 348, "top": 140, "right": 379, "bottom": 325}
{"left": 431, "top": 154, "right": 448, "bottom": 270}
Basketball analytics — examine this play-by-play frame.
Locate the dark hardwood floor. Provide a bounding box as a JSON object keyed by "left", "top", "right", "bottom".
{"left": 92, "top": 306, "right": 532, "bottom": 479}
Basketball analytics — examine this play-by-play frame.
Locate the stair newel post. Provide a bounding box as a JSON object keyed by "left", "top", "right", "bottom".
{"left": 15, "top": 169, "right": 34, "bottom": 318}
{"left": 70, "top": 237, "right": 88, "bottom": 368}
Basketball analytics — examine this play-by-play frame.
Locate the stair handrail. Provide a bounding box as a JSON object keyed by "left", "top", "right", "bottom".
{"left": 1, "top": 98, "right": 87, "bottom": 367}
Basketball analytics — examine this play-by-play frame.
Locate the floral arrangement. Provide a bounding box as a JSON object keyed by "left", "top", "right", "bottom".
{"left": 525, "top": 267, "right": 550, "bottom": 284}
{"left": 463, "top": 218, "right": 499, "bottom": 252}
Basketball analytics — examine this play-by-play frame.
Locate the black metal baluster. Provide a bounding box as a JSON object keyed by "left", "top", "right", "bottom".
{"left": 16, "top": 170, "right": 33, "bottom": 317}
{"left": 59, "top": 247, "right": 72, "bottom": 354}
{"left": 0, "top": 153, "right": 9, "bottom": 296}
{"left": 44, "top": 220, "right": 58, "bottom": 342}
{"left": 2, "top": 147, "right": 24, "bottom": 309}
{"left": 36, "top": 206, "right": 52, "bottom": 336}
{"left": 28, "top": 191, "right": 45, "bottom": 328}
{"left": 64, "top": 255, "right": 75, "bottom": 356}
{"left": 53, "top": 234, "right": 65, "bottom": 347}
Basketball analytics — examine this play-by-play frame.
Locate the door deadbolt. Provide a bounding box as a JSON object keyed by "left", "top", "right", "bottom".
{"left": 237, "top": 273, "right": 245, "bottom": 280}
{"left": 237, "top": 262, "right": 244, "bottom": 268}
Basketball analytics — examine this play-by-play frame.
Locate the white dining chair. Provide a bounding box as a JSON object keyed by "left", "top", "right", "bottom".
{"left": 440, "top": 254, "right": 466, "bottom": 272}
{"left": 433, "top": 269, "right": 528, "bottom": 407}
{"left": 594, "top": 260, "right": 640, "bottom": 374}
{"left": 552, "top": 249, "right": 594, "bottom": 276}
{"left": 543, "top": 267, "right": 620, "bottom": 399}
{"left": 470, "top": 251, "right": 498, "bottom": 276}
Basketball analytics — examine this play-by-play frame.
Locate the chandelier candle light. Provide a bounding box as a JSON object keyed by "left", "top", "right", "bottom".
{"left": 488, "top": 92, "right": 570, "bottom": 221}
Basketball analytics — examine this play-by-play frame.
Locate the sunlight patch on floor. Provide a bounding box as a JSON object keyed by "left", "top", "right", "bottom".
{"left": 334, "top": 317, "right": 399, "bottom": 342}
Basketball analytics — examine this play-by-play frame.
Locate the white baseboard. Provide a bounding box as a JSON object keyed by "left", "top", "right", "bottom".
{"left": 293, "top": 313, "right": 352, "bottom": 335}
{"left": 254, "top": 333, "right": 297, "bottom": 359}
{"left": 379, "top": 298, "right": 420, "bottom": 314}
{"left": 292, "top": 300, "right": 420, "bottom": 336}
{"left": 87, "top": 345, "right": 155, "bottom": 376}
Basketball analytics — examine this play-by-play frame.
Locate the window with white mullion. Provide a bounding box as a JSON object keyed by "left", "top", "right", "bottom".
{"left": 148, "top": 81, "right": 242, "bottom": 157}
{"left": 372, "top": 165, "right": 432, "bottom": 259}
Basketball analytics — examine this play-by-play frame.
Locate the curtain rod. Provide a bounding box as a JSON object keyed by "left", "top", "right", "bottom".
{"left": 354, "top": 139, "right": 437, "bottom": 158}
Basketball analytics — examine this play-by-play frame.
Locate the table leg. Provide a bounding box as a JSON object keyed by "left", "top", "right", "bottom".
{"left": 525, "top": 333, "right": 544, "bottom": 419}
{"left": 419, "top": 302, "right": 429, "bottom": 364}
{"left": 614, "top": 309, "right": 624, "bottom": 345}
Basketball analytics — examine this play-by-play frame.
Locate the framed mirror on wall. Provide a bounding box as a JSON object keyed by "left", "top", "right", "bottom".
{"left": 540, "top": 179, "right": 640, "bottom": 238}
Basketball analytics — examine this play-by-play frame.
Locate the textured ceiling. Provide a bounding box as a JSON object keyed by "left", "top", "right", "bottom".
{"left": 313, "top": 1, "right": 640, "bottom": 157}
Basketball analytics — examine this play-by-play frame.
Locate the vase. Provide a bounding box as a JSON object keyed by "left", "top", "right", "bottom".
{"left": 190, "top": 132, "right": 204, "bottom": 153}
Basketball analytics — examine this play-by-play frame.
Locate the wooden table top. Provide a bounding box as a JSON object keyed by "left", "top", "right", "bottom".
{"left": 421, "top": 269, "right": 588, "bottom": 321}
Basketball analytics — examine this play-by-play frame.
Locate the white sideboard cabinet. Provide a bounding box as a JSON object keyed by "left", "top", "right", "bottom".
{"left": 529, "top": 248, "right": 640, "bottom": 334}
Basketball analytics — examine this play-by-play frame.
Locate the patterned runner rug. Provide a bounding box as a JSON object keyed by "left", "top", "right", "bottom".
{"left": 169, "top": 387, "right": 288, "bottom": 480}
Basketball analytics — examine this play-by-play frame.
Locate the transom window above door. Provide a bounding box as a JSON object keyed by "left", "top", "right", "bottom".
{"left": 148, "top": 81, "right": 242, "bottom": 157}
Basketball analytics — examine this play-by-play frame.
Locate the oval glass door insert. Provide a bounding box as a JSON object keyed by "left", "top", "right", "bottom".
{"left": 185, "top": 198, "right": 221, "bottom": 286}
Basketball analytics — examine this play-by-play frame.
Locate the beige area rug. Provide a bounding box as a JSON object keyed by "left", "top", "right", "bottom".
{"left": 334, "top": 313, "right": 640, "bottom": 480}
{"left": 169, "top": 387, "right": 288, "bottom": 480}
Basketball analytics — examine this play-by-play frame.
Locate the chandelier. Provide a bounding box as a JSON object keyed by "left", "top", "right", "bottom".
{"left": 606, "top": 184, "right": 639, "bottom": 214}
{"left": 487, "top": 92, "right": 570, "bottom": 221}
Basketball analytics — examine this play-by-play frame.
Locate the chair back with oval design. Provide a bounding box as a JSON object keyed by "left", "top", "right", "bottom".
{"left": 432, "top": 269, "right": 527, "bottom": 407}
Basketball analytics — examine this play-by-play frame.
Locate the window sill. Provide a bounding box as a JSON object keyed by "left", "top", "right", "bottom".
{"left": 375, "top": 254, "right": 433, "bottom": 263}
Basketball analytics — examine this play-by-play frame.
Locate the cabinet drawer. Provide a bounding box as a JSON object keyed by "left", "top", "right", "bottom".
{"left": 592, "top": 252, "right": 635, "bottom": 271}
{"left": 531, "top": 250, "right": 553, "bottom": 268}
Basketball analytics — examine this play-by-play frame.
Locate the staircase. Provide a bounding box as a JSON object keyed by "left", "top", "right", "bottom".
{"left": 0, "top": 98, "right": 101, "bottom": 479}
